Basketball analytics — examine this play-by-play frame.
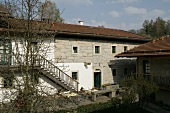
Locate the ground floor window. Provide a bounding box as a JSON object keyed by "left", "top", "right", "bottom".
{"left": 4, "top": 76, "right": 13, "bottom": 88}
{"left": 124, "top": 68, "right": 128, "bottom": 75}
{"left": 112, "top": 69, "right": 117, "bottom": 76}
{"left": 72, "top": 72, "right": 78, "bottom": 80}
{"left": 31, "top": 74, "right": 39, "bottom": 84}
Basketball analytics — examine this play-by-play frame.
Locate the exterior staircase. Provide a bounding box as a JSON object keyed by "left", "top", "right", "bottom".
{"left": 9, "top": 54, "right": 79, "bottom": 93}
{"left": 35, "top": 55, "right": 79, "bottom": 92}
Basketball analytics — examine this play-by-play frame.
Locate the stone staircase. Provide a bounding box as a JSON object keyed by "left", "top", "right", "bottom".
{"left": 35, "top": 55, "right": 79, "bottom": 92}
{"left": 10, "top": 54, "right": 79, "bottom": 93}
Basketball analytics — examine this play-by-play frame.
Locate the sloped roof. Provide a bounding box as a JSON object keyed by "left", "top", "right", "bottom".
{"left": 116, "top": 36, "right": 170, "bottom": 57}
{"left": 0, "top": 4, "right": 12, "bottom": 17}
{"left": 0, "top": 4, "right": 8, "bottom": 13}
{"left": 52, "top": 22, "right": 150, "bottom": 42}
{"left": 0, "top": 15, "right": 151, "bottom": 42}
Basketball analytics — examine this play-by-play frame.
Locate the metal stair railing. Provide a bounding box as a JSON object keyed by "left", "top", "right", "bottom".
{"left": 36, "top": 55, "right": 79, "bottom": 92}
{"left": 2, "top": 53, "right": 79, "bottom": 92}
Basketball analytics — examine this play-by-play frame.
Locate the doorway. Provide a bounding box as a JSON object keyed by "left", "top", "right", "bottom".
{"left": 94, "top": 72, "right": 101, "bottom": 88}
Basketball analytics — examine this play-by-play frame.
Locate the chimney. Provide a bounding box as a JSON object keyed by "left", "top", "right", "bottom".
{"left": 78, "top": 21, "right": 84, "bottom": 25}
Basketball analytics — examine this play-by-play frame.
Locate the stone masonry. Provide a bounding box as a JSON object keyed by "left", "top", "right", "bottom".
{"left": 54, "top": 37, "right": 139, "bottom": 85}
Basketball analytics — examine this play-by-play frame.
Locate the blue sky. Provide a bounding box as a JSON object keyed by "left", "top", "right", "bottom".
{"left": 53, "top": 0, "right": 170, "bottom": 31}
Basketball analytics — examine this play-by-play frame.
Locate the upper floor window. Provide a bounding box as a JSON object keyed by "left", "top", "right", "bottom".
{"left": 124, "top": 46, "right": 127, "bottom": 52}
{"left": 95, "top": 46, "right": 100, "bottom": 54}
{"left": 72, "top": 71, "right": 78, "bottom": 80}
{"left": 112, "top": 46, "right": 116, "bottom": 53}
{"left": 31, "top": 42, "right": 38, "bottom": 52}
{"left": 72, "top": 46, "right": 78, "bottom": 54}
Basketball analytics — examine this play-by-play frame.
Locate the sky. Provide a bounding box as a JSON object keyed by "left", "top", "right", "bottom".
{"left": 53, "top": 0, "right": 170, "bottom": 31}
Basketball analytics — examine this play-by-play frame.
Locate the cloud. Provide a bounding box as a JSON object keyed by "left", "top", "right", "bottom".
{"left": 64, "top": 18, "right": 82, "bottom": 24}
{"left": 124, "top": 6, "right": 165, "bottom": 20}
{"left": 124, "top": 6, "right": 147, "bottom": 15}
{"left": 54, "top": 0, "right": 93, "bottom": 6}
{"left": 109, "top": 11, "right": 120, "bottom": 18}
{"left": 90, "top": 20, "right": 108, "bottom": 27}
{"left": 147, "top": 9, "right": 165, "bottom": 18}
{"left": 114, "top": 22, "right": 142, "bottom": 30}
{"left": 161, "top": 0, "right": 170, "bottom": 2}
{"left": 107, "top": 0, "right": 140, "bottom": 4}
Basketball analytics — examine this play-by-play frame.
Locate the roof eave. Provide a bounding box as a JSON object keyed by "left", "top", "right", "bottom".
{"left": 115, "top": 53, "right": 170, "bottom": 57}
{"left": 55, "top": 31, "right": 151, "bottom": 42}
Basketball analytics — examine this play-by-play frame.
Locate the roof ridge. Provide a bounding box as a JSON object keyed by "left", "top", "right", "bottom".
{"left": 53, "top": 22, "right": 149, "bottom": 39}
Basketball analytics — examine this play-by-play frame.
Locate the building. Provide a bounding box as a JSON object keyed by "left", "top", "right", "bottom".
{"left": 0, "top": 5, "right": 151, "bottom": 100}
{"left": 116, "top": 36, "right": 170, "bottom": 89}
{"left": 52, "top": 22, "right": 151, "bottom": 90}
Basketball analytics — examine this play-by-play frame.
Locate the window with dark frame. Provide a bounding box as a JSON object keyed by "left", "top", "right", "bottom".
{"left": 31, "top": 74, "right": 39, "bottom": 84}
{"left": 112, "top": 46, "right": 116, "bottom": 53}
{"left": 95, "top": 46, "right": 100, "bottom": 54}
{"left": 72, "top": 72, "right": 78, "bottom": 80}
{"left": 112, "top": 69, "right": 116, "bottom": 76}
{"left": 31, "top": 42, "right": 38, "bottom": 52}
{"left": 143, "top": 60, "right": 150, "bottom": 74}
{"left": 124, "top": 46, "right": 127, "bottom": 52}
{"left": 73, "top": 46, "right": 78, "bottom": 53}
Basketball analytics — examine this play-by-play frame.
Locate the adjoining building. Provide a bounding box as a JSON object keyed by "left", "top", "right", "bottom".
{"left": 116, "top": 36, "right": 170, "bottom": 90}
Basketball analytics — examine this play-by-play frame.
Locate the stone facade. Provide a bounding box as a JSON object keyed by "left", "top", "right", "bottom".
{"left": 54, "top": 37, "right": 139, "bottom": 86}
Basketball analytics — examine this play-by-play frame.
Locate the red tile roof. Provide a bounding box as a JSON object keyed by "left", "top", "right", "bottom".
{"left": 52, "top": 22, "right": 150, "bottom": 41}
{"left": 0, "top": 16, "right": 150, "bottom": 41}
{"left": 116, "top": 36, "right": 170, "bottom": 57}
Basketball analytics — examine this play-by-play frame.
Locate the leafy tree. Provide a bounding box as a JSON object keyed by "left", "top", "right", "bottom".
{"left": 165, "top": 20, "right": 170, "bottom": 36}
{"left": 129, "top": 17, "right": 170, "bottom": 39}
{"left": 154, "top": 17, "right": 166, "bottom": 38}
{"left": 120, "top": 75, "right": 158, "bottom": 110}
{"left": 141, "top": 17, "right": 169, "bottom": 39}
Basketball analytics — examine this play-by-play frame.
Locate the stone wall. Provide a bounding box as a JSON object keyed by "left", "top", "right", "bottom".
{"left": 55, "top": 37, "right": 139, "bottom": 85}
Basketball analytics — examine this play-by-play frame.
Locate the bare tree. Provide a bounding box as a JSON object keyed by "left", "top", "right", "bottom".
{"left": 0, "top": 0, "right": 65, "bottom": 112}
{"left": 38, "top": 0, "right": 64, "bottom": 22}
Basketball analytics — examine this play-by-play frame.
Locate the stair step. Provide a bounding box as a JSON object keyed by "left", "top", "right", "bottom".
{"left": 35, "top": 56, "right": 77, "bottom": 92}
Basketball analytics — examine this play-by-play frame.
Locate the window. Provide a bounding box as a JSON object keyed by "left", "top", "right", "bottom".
{"left": 4, "top": 76, "right": 13, "bottom": 88}
{"left": 72, "top": 72, "right": 78, "bottom": 80}
{"left": 31, "top": 74, "right": 39, "bottom": 84}
{"left": 95, "top": 46, "right": 100, "bottom": 54}
{"left": 124, "top": 46, "right": 127, "bottom": 52}
{"left": 143, "top": 60, "right": 150, "bottom": 74}
{"left": 112, "top": 69, "right": 116, "bottom": 76}
{"left": 31, "top": 42, "right": 38, "bottom": 52}
{"left": 0, "top": 39, "right": 12, "bottom": 65}
{"left": 112, "top": 46, "right": 116, "bottom": 53}
{"left": 72, "top": 46, "right": 78, "bottom": 53}
{"left": 124, "top": 68, "right": 128, "bottom": 75}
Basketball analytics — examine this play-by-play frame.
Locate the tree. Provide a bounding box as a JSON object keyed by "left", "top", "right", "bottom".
{"left": 0, "top": 0, "right": 65, "bottom": 112}
{"left": 39, "top": 0, "right": 64, "bottom": 22}
{"left": 165, "top": 20, "right": 170, "bottom": 36}
{"left": 141, "top": 17, "right": 169, "bottom": 39}
{"left": 154, "top": 17, "right": 166, "bottom": 38}
{"left": 120, "top": 75, "right": 158, "bottom": 111}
